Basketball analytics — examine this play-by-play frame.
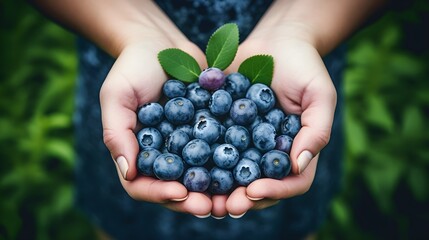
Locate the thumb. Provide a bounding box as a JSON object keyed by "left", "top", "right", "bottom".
{"left": 279, "top": 76, "right": 337, "bottom": 175}
{"left": 100, "top": 74, "right": 140, "bottom": 181}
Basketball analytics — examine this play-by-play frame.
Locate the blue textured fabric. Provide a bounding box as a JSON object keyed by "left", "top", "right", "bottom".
{"left": 74, "top": 1, "right": 344, "bottom": 239}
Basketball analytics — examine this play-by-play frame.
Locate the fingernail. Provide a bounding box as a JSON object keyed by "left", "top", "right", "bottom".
{"left": 212, "top": 215, "right": 226, "bottom": 220}
{"left": 247, "top": 196, "right": 263, "bottom": 201}
{"left": 297, "top": 150, "right": 313, "bottom": 174}
{"left": 171, "top": 195, "right": 189, "bottom": 202}
{"left": 229, "top": 212, "right": 247, "bottom": 219}
{"left": 116, "top": 156, "right": 129, "bottom": 180}
{"left": 194, "top": 213, "right": 211, "bottom": 219}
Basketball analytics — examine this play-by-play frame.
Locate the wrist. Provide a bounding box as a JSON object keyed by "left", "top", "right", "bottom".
{"left": 244, "top": 22, "right": 320, "bottom": 54}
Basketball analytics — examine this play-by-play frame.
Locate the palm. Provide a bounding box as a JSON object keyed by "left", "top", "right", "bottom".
{"left": 216, "top": 38, "right": 337, "bottom": 217}
{"left": 100, "top": 40, "right": 212, "bottom": 216}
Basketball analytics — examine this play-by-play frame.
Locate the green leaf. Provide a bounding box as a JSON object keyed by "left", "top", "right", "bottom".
{"left": 365, "top": 94, "right": 394, "bottom": 132}
{"left": 331, "top": 199, "right": 351, "bottom": 227}
{"left": 364, "top": 149, "right": 404, "bottom": 212}
{"left": 402, "top": 105, "right": 424, "bottom": 138}
{"left": 158, "top": 48, "right": 201, "bottom": 82}
{"left": 206, "top": 23, "right": 239, "bottom": 70}
{"left": 238, "top": 55, "right": 274, "bottom": 85}
{"left": 407, "top": 166, "right": 429, "bottom": 201}
{"left": 345, "top": 108, "right": 368, "bottom": 157}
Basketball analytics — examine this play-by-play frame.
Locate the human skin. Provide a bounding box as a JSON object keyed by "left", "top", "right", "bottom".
{"left": 29, "top": 0, "right": 385, "bottom": 219}
{"left": 215, "top": 0, "right": 386, "bottom": 218}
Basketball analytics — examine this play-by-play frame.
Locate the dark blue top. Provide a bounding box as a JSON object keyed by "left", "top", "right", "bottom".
{"left": 74, "top": 1, "right": 344, "bottom": 239}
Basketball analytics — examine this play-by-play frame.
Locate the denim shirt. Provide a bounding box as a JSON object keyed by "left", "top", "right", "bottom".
{"left": 74, "top": 1, "right": 344, "bottom": 239}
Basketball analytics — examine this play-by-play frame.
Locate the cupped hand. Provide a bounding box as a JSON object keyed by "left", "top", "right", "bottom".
{"left": 99, "top": 34, "right": 212, "bottom": 216}
{"left": 212, "top": 29, "right": 337, "bottom": 218}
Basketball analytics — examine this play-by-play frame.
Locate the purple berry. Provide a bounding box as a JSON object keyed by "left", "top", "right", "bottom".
{"left": 275, "top": 135, "right": 293, "bottom": 154}
{"left": 198, "top": 67, "right": 225, "bottom": 91}
{"left": 183, "top": 167, "right": 211, "bottom": 192}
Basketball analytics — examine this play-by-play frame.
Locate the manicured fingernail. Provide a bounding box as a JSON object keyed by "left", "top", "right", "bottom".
{"left": 229, "top": 212, "right": 246, "bottom": 219}
{"left": 297, "top": 150, "right": 313, "bottom": 174}
{"left": 194, "top": 213, "right": 211, "bottom": 219}
{"left": 116, "top": 156, "right": 129, "bottom": 180}
{"left": 171, "top": 195, "right": 189, "bottom": 202}
{"left": 247, "top": 196, "right": 263, "bottom": 201}
{"left": 212, "top": 215, "right": 226, "bottom": 220}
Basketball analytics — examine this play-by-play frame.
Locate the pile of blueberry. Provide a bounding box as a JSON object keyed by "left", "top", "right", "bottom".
{"left": 135, "top": 68, "right": 301, "bottom": 194}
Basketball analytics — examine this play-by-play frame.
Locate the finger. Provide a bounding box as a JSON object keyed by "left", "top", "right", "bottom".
{"left": 100, "top": 47, "right": 167, "bottom": 181}
{"left": 211, "top": 194, "right": 228, "bottom": 219}
{"left": 226, "top": 186, "right": 255, "bottom": 218}
{"left": 100, "top": 73, "right": 140, "bottom": 181}
{"left": 226, "top": 40, "right": 265, "bottom": 73}
{"left": 175, "top": 41, "right": 208, "bottom": 70}
{"left": 246, "top": 155, "right": 318, "bottom": 200}
{"left": 119, "top": 175, "right": 188, "bottom": 203}
{"left": 250, "top": 199, "right": 280, "bottom": 210}
{"left": 163, "top": 192, "right": 212, "bottom": 217}
{"left": 286, "top": 75, "right": 336, "bottom": 174}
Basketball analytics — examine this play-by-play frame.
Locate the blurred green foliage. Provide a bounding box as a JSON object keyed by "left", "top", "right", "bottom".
{"left": 320, "top": 1, "right": 429, "bottom": 239}
{"left": 0, "top": 2, "right": 95, "bottom": 240}
{"left": 0, "top": 1, "right": 428, "bottom": 240}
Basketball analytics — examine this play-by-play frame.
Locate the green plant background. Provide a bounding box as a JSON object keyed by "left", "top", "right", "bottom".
{"left": 1, "top": 2, "right": 428, "bottom": 239}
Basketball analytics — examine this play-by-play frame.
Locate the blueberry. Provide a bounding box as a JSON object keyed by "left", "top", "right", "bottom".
{"left": 153, "top": 153, "right": 184, "bottom": 180}
{"left": 163, "top": 79, "right": 187, "bottom": 99}
{"left": 275, "top": 135, "right": 293, "bottom": 154}
{"left": 156, "top": 120, "right": 175, "bottom": 138}
{"left": 183, "top": 167, "right": 211, "bottom": 192}
{"left": 210, "top": 143, "right": 220, "bottom": 155}
{"left": 165, "top": 129, "right": 190, "bottom": 155}
{"left": 223, "top": 117, "right": 235, "bottom": 129}
{"left": 241, "top": 148, "right": 262, "bottom": 165}
{"left": 229, "top": 98, "right": 258, "bottom": 126}
{"left": 224, "top": 72, "right": 251, "bottom": 100}
{"left": 136, "top": 147, "right": 161, "bottom": 176}
{"left": 246, "top": 83, "right": 276, "bottom": 114}
{"left": 198, "top": 67, "right": 225, "bottom": 91}
{"left": 224, "top": 125, "right": 251, "bottom": 152}
{"left": 186, "top": 82, "right": 211, "bottom": 109}
{"left": 213, "top": 144, "right": 240, "bottom": 169}
{"left": 260, "top": 150, "right": 291, "bottom": 179}
{"left": 175, "top": 124, "right": 194, "bottom": 138}
{"left": 264, "top": 108, "right": 285, "bottom": 132}
{"left": 252, "top": 122, "right": 276, "bottom": 152}
{"left": 209, "top": 89, "right": 232, "bottom": 116}
{"left": 137, "top": 102, "right": 164, "bottom": 126}
{"left": 182, "top": 139, "right": 211, "bottom": 166}
{"left": 193, "top": 118, "right": 221, "bottom": 144}
{"left": 193, "top": 108, "right": 215, "bottom": 125}
{"left": 281, "top": 114, "right": 301, "bottom": 138}
{"left": 218, "top": 124, "right": 226, "bottom": 143}
{"left": 248, "top": 115, "right": 263, "bottom": 132}
{"left": 233, "top": 158, "right": 261, "bottom": 186}
{"left": 209, "top": 167, "right": 234, "bottom": 195}
{"left": 137, "top": 127, "right": 163, "bottom": 150}
{"left": 164, "top": 97, "right": 195, "bottom": 125}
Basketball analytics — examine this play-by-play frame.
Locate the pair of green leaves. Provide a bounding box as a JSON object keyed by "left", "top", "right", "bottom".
{"left": 158, "top": 23, "right": 274, "bottom": 86}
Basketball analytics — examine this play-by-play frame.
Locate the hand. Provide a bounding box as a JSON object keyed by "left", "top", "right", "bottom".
{"left": 99, "top": 33, "right": 212, "bottom": 217}
{"left": 211, "top": 26, "right": 337, "bottom": 218}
